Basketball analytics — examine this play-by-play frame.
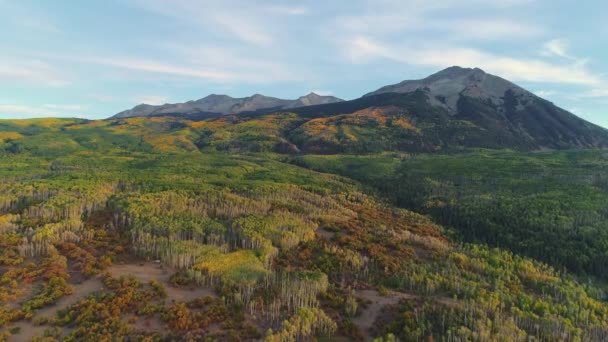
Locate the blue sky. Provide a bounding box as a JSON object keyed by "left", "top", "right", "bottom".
{"left": 1, "top": 0, "right": 607, "bottom": 127}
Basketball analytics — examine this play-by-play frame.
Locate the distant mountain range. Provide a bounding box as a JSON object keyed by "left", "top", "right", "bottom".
{"left": 112, "top": 92, "right": 344, "bottom": 118}
{"left": 110, "top": 66, "right": 608, "bottom": 151}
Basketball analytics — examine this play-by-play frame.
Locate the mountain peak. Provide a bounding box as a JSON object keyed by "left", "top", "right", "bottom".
{"left": 196, "top": 94, "right": 233, "bottom": 103}
{"left": 284, "top": 92, "right": 344, "bottom": 109}
{"left": 364, "top": 66, "right": 527, "bottom": 114}
{"left": 429, "top": 66, "right": 486, "bottom": 79}
{"left": 201, "top": 94, "right": 232, "bottom": 99}
{"left": 250, "top": 93, "right": 268, "bottom": 99}
{"left": 303, "top": 92, "right": 321, "bottom": 98}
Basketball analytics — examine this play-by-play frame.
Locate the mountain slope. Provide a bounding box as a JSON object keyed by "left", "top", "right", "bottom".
{"left": 112, "top": 92, "right": 343, "bottom": 118}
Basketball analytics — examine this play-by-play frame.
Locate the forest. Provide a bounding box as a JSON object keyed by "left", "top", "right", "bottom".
{"left": 294, "top": 150, "right": 608, "bottom": 281}
{"left": 0, "top": 117, "right": 608, "bottom": 341}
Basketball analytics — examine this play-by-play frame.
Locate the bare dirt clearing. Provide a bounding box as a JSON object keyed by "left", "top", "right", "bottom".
{"left": 7, "top": 261, "right": 216, "bottom": 341}
{"left": 109, "top": 262, "right": 216, "bottom": 302}
{"left": 353, "top": 289, "right": 415, "bottom": 340}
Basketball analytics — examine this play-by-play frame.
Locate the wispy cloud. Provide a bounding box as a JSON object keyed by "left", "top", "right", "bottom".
{"left": 162, "top": 44, "right": 299, "bottom": 82}
{"left": 0, "top": 104, "right": 55, "bottom": 116}
{"left": 17, "top": 42, "right": 302, "bottom": 85}
{"left": 82, "top": 56, "right": 236, "bottom": 82}
{"left": 64, "top": 50, "right": 300, "bottom": 84}
{"left": 542, "top": 39, "right": 575, "bottom": 59}
{"left": 211, "top": 13, "right": 274, "bottom": 46}
{"left": 0, "top": 59, "right": 69, "bottom": 86}
{"left": 344, "top": 36, "right": 602, "bottom": 86}
{"left": 329, "top": 0, "right": 540, "bottom": 41}
{"left": 131, "top": 0, "right": 278, "bottom": 47}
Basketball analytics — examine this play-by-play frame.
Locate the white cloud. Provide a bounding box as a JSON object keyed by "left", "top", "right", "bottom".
{"left": 335, "top": 16, "right": 541, "bottom": 41}
{"left": 74, "top": 52, "right": 299, "bottom": 83}
{"left": 24, "top": 43, "right": 302, "bottom": 85}
{"left": 344, "top": 37, "right": 603, "bottom": 86}
{"left": 542, "top": 39, "right": 575, "bottom": 59}
{"left": 0, "top": 102, "right": 87, "bottom": 118}
{"left": 0, "top": 59, "right": 69, "bottom": 86}
{"left": 133, "top": 96, "right": 169, "bottom": 105}
{"left": 346, "top": 37, "right": 394, "bottom": 63}
{"left": 211, "top": 13, "right": 274, "bottom": 46}
{"left": 329, "top": 0, "right": 540, "bottom": 41}
{"left": 83, "top": 56, "right": 236, "bottom": 81}
{"left": 0, "top": 104, "right": 67, "bottom": 118}
{"left": 0, "top": 105, "right": 54, "bottom": 116}
{"left": 131, "top": 0, "right": 276, "bottom": 47}
{"left": 147, "top": 44, "right": 300, "bottom": 83}
{"left": 0, "top": 102, "right": 90, "bottom": 118}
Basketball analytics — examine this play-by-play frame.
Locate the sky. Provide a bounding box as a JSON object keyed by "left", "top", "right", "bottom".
{"left": 1, "top": 0, "right": 607, "bottom": 127}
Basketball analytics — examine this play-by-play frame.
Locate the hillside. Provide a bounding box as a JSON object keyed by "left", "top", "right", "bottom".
{"left": 1, "top": 115, "right": 608, "bottom": 340}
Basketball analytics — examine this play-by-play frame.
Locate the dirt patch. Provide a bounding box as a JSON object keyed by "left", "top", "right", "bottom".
{"left": 316, "top": 227, "right": 336, "bottom": 240}
{"left": 37, "top": 276, "right": 105, "bottom": 320}
{"left": 7, "top": 261, "right": 216, "bottom": 340}
{"left": 353, "top": 289, "right": 415, "bottom": 340}
{"left": 130, "top": 314, "right": 166, "bottom": 334}
{"left": 7, "top": 322, "right": 48, "bottom": 342}
{"left": 109, "top": 262, "right": 216, "bottom": 302}
{"left": 6, "top": 273, "right": 107, "bottom": 341}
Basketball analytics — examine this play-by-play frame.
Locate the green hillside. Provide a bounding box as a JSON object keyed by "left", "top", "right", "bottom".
{"left": 0, "top": 116, "right": 608, "bottom": 341}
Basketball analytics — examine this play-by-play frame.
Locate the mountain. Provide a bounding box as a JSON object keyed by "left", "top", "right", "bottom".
{"left": 112, "top": 92, "right": 343, "bottom": 118}
{"left": 285, "top": 66, "right": 608, "bottom": 152}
